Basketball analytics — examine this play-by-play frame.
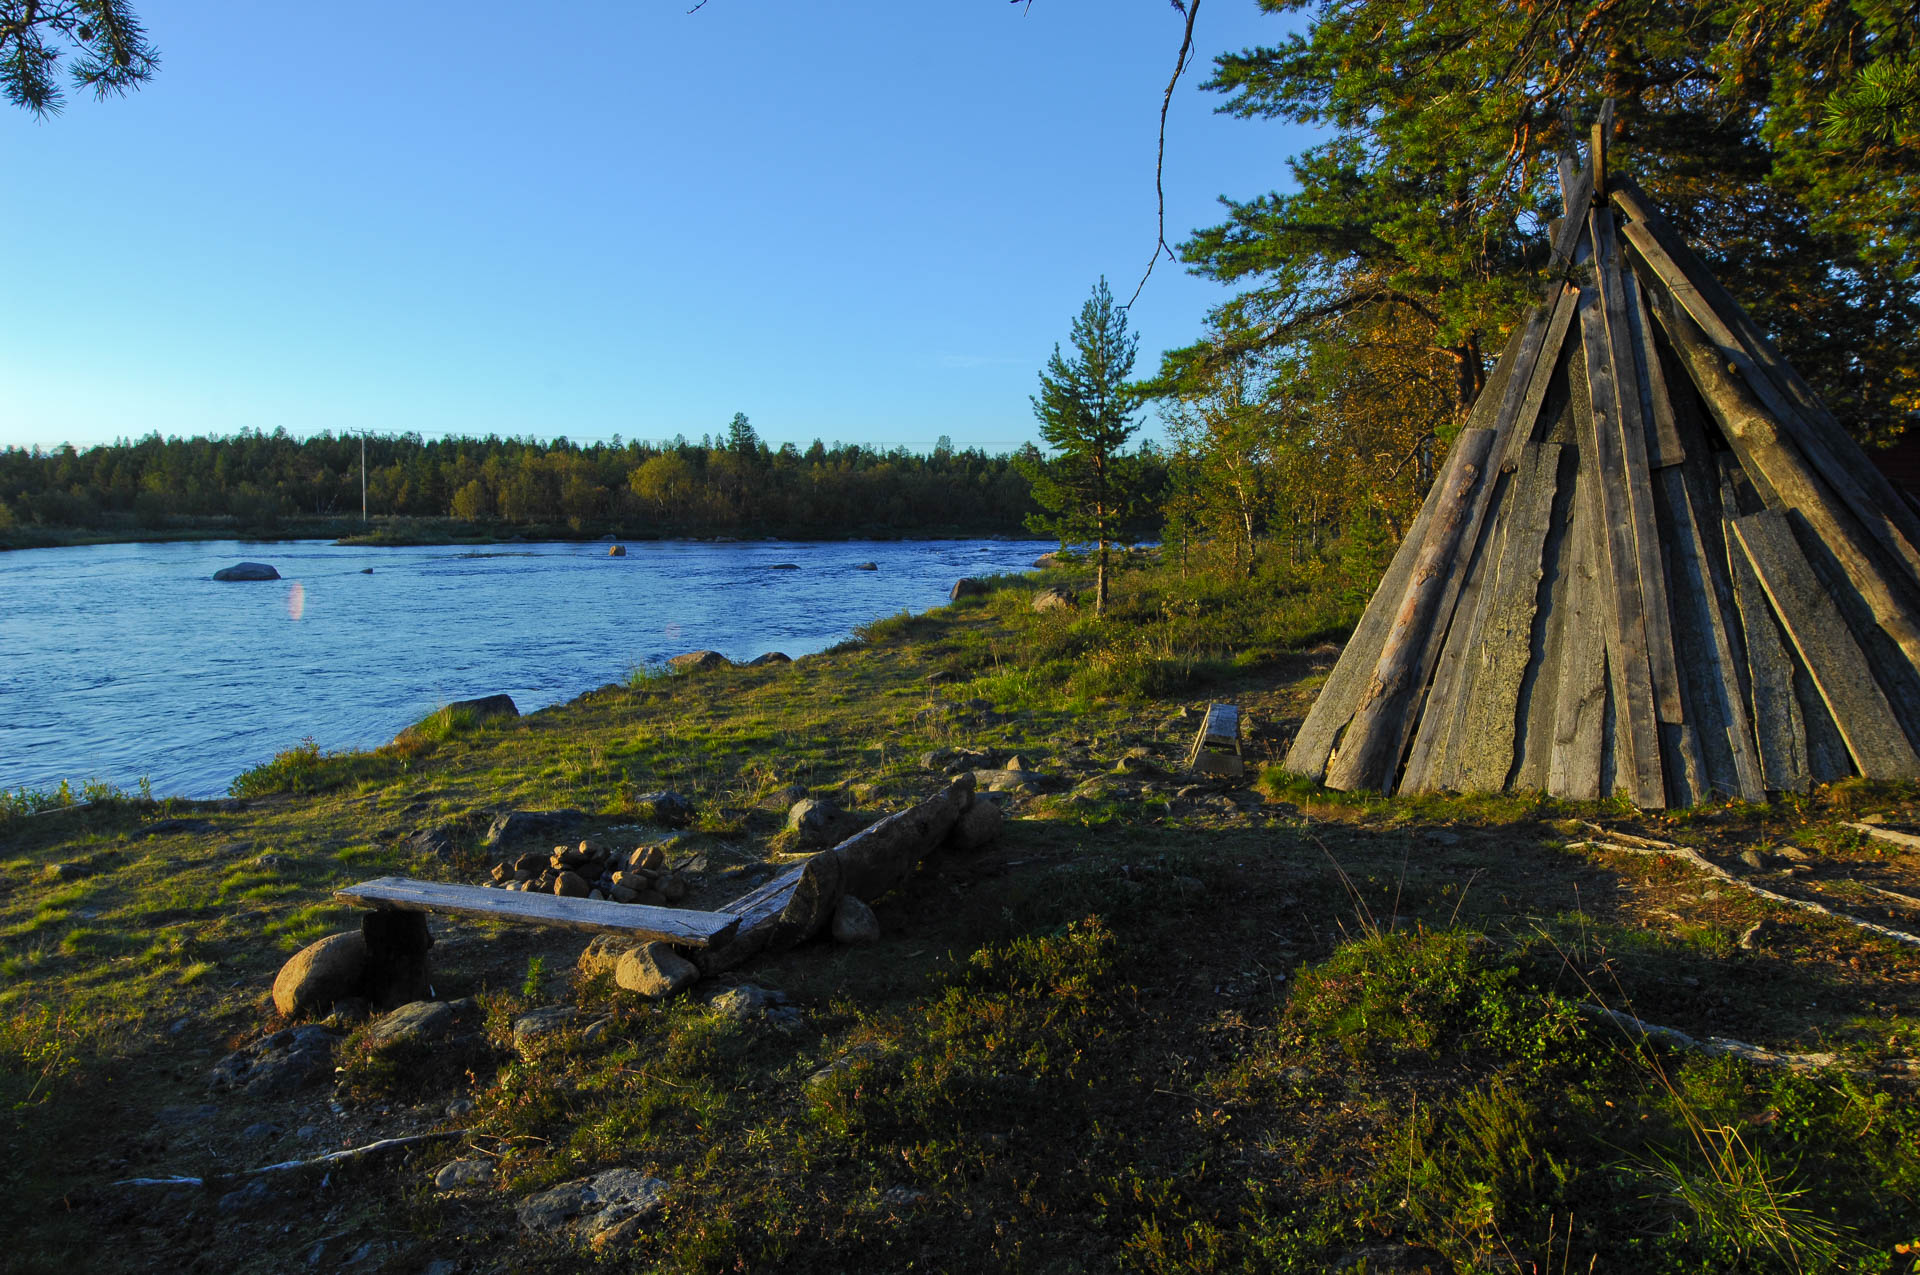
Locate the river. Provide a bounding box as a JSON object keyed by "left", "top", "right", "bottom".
{"left": 0, "top": 537, "right": 1042, "bottom": 799}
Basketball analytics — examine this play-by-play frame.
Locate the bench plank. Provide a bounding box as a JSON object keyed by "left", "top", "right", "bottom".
{"left": 336, "top": 876, "right": 739, "bottom": 949}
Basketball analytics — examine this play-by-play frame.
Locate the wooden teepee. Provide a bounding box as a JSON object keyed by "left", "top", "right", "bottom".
{"left": 1284, "top": 111, "right": 1920, "bottom": 808}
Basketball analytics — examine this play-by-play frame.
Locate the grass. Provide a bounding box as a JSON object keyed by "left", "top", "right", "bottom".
{"left": 2, "top": 550, "right": 1919, "bottom": 1272}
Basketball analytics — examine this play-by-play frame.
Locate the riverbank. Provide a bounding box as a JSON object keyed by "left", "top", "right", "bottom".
{"left": 4, "top": 558, "right": 1918, "bottom": 1273}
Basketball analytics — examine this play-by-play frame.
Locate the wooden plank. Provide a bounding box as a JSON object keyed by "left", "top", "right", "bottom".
{"left": 336, "top": 877, "right": 740, "bottom": 949}
{"left": 1449, "top": 443, "right": 1563, "bottom": 791}
{"left": 1202, "top": 703, "right": 1239, "bottom": 745}
{"left": 1611, "top": 176, "right": 1920, "bottom": 573}
{"left": 1730, "top": 512, "right": 1920, "bottom": 779}
{"left": 1658, "top": 464, "right": 1764, "bottom": 800}
{"left": 1325, "top": 428, "right": 1499, "bottom": 792}
{"left": 1594, "top": 206, "right": 1688, "bottom": 733}
{"left": 1652, "top": 291, "right": 1920, "bottom": 673}
{"left": 1548, "top": 430, "right": 1611, "bottom": 801}
{"left": 1514, "top": 444, "right": 1580, "bottom": 791}
{"left": 1625, "top": 267, "right": 1685, "bottom": 467}
{"left": 1400, "top": 467, "right": 1511, "bottom": 792}
{"left": 1575, "top": 283, "right": 1667, "bottom": 807}
{"left": 1724, "top": 515, "right": 1814, "bottom": 794}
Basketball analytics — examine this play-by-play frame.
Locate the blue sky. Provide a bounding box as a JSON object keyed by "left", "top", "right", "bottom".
{"left": 4, "top": 1, "right": 1314, "bottom": 455}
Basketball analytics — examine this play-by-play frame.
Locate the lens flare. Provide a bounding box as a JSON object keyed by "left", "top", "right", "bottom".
{"left": 287, "top": 581, "right": 306, "bottom": 621}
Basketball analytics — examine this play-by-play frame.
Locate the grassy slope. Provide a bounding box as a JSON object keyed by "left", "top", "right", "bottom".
{"left": 4, "top": 562, "right": 1919, "bottom": 1274}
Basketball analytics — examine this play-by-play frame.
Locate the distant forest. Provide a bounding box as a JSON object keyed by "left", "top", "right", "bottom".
{"left": 0, "top": 419, "right": 1074, "bottom": 543}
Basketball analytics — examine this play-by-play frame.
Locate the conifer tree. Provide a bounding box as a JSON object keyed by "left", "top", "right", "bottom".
{"left": 1021, "top": 278, "right": 1142, "bottom": 616}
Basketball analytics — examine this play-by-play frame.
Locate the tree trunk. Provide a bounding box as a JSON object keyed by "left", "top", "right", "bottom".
{"left": 1096, "top": 538, "right": 1110, "bottom": 615}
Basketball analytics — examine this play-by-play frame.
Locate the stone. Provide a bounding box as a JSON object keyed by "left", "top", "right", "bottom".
{"left": 398, "top": 825, "right": 459, "bottom": 858}
{"left": 948, "top": 797, "right": 1004, "bottom": 851}
{"left": 327, "top": 997, "right": 371, "bottom": 1027}
{"left": 1032, "top": 551, "right": 1061, "bottom": 569}
{"left": 554, "top": 871, "right": 590, "bottom": 898}
{"left": 972, "top": 768, "right": 1042, "bottom": 795}
{"left": 747, "top": 651, "right": 792, "bottom": 666}
{"left": 446, "top": 694, "right": 518, "bottom": 726}
{"left": 483, "top": 809, "right": 585, "bottom": 848}
{"left": 1739, "top": 919, "right": 1787, "bottom": 950}
{"left": 433, "top": 1158, "right": 495, "bottom": 1191}
{"left": 368, "top": 1000, "right": 457, "bottom": 1048}
{"left": 212, "top": 561, "right": 279, "bottom": 582}
{"left": 659, "top": 873, "right": 689, "bottom": 903}
{"left": 517, "top": 1168, "right": 668, "bottom": 1234}
{"left": 446, "top": 1098, "right": 475, "bottom": 1118}
{"left": 578, "top": 934, "right": 633, "bottom": 980}
{"left": 615, "top": 942, "right": 699, "bottom": 998}
{"left": 633, "top": 791, "right": 692, "bottom": 827}
{"left": 512, "top": 1005, "right": 577, "bottom": 1042}
{"left": 709, "top": 983, "right": 784, "bottom": 1020}
{"left": 239, "top": 1121, "right": 283, "bottom": 1142}
{"left": 786, "top": 796, "right": 865, "bottom": 848}
{"left": 879, "top": 1185, "right": 927, "bottom": 1207}
{"left": 949, "top": 577, "right": 989, "bottom": 601}
{"left": 1032, "top": 586, "right": 1074, "bottom": 613}
{"left": 854, "top": 561, "right": 878, "bottom": 571}
{"left": 831, "top": 895, "right": 880, "bottom": 945}
{"left": 272, "top": 931, "right": 369, "bottom": 1018}
{"left": 806, "top": 1042, "right": 883, "bottom": 1091}
{"left": 1739, "top": 849, "right": 1769, "bottom": 871}
{"left": 608, "top": 544, "right": 626, "bottom": 556}
{"left": 1775, "top": 844, "right": 1813, "bottom": 862}
{"left": 668, "top": 650, "right": 731, "bottom": 672}
{"left": 208, "top": 1025, "right": 340, "bottom": 1097}
{"left": 631, "top": 842, "right": 670, "bottom": 871}
{"left": 768, "top": 563, "right": 799, "bottom": 570}
{"left": 1112, "top": 748, "right": 1163, "bottom": 777}
{"left": 217, "top": 1179, "right": 275, "bottom": 1213}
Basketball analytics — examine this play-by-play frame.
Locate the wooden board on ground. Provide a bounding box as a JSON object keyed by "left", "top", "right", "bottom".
{"left": 336, "top": 877, "right": 740, "bottom": 948}
{"left": 1731, "top": 511, "right": 1920, "bottom": 780}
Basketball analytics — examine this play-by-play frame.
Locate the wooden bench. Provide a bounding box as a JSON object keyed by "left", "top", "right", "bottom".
{"left": 1184, "top": 702, "right": 1245, "bottom": 778}
{"left": 336, "top": 876, "right": 740, "bottom": 949}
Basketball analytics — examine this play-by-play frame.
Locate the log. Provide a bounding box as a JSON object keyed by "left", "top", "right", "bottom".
{"left": 1324, "top": 429, "right": 1497, "bottom": 792}
{"left": 1547, "top": 387, "right": 1612, "bottom": 800}
{"left": 1654, "top": 296, "right": 1920, "bottom": 673}
{"left": 1724, "top": 508, "right": 1815, "bottom": 793}
{"left": 1612, "top": 176, "right": 1920, "bottom": 582}
{"left": 1845, "top": 822, "right": 1920, "bottom": 852}
{"left": 698, "top": 777, "right": 975, "bottom": 972}
{"left": 1449, "top": 443, "right": 1563, "bottom": 791}
{"left": 1574, "top": 285, "right": 1665, "bottom": 806}
{"left": 114, "top": 1131, "right": 463, "bottom": 1188}
{"left": 1730, "top": 512, "right": 1920, "bottom": 780}
{"left": 1582, "top": 1005, "right": 1838, "bottom": 1072}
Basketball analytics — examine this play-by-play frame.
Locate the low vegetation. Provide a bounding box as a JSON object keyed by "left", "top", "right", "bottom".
{"left": 4, "top": 553, "right": 1920, "bottom": 1273}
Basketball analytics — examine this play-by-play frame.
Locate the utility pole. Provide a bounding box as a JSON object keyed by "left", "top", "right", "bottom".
{"left": 361, "top": 434, "right": 368, "bottom": 523}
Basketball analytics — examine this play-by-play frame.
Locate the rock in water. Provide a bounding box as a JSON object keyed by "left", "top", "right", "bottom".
{"left": 607, "top": 544, "right": 626, "bottom": 557}
{"left": 614, "top": 943, "right": 699, "bottom": 998}
{"left": 272, "top": 931, "right": 368, "bottom": 1018}
{"left": 212, "top": 561, "right": 280, "bottom": 581}
{"left": 854, "top": 562, "right": 878, "bottom": 571}
{"left": 831, "top": 895, "right": 880, "bottom": 945}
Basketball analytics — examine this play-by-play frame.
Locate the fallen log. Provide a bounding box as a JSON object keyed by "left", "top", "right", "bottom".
{"left": 1581, "top": 1004, "right": 1839, "bottom": 1071}
{"left": 1846, "top": 822, "right": 1920, "bottom": 852}
{"left": 114, "top": 1130, "right": 462, "bottom": 1188}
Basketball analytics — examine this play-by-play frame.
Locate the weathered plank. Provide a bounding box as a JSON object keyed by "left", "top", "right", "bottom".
{"left": 1658, "top": 463, "right": 1764, "bottom": 801}
{"left": 336, "top": 877, "right": 740, "bottom": 948}
{"left": 1449, "top": 443, "right": 1563, "bottom": 791}
{"left": 1653, "top": 292, "right": 1920, "bottom": 673}
{"left": 1625, "top": 266, "right": 1685, "bottom": 468}
{"left": 1574, "top": 283, "right": 1666, "bottom": 807}
{"left": 1547, "top": 438, "right": 1611, "bottom": 801}
{"left": 1326, "top": 429, "right": 1499, "bottom": 791}
{"left": 1613, "top": 176, "right": 1920, "bottom": 579}
{"left": 1724, "top": 512, "right": 1813, "bottom": 794}
{"left": 1513, "top": 444, "right": 1581, "bottom": 791}
{"left": 1731, "top": 512, "right": 1920, "bottom": 780}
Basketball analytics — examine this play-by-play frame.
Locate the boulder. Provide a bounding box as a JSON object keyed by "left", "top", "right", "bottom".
{"left": 518, "top": 1168, "right": 669, "bottom": 1234}
{"left": 831, "top": 895, "right": 880, "bottom": 945}
{"left": 747, "top": 651, "right": 792, "bottom": 666}
{"left": 447, "top": 694, "right": 519, "bottom": 725}
{"left": 1032, "top": 587, "right": 1074, "bottom": 613}
{"left": 208, "top": 1025, "right": 340, "bottom": 1097}
{"left": 709, "top": 983, "right": 786, "bottom": 1021}
{"left": 1032, "top": 551, "right": 1061, "bottom": 569}
{"left": 554, "top": 871, "right": 590, "bottom": 898}
{"left": 972, "top": 768, "right": 1043, "bottom": 795}
{"left": 786, "top": 797, "right": 865, "bottom": 848}
{"left": 949, "top": 577, "right": 989, "bottom": 602}
{"left": 607, "top": 544, "right": 626, "bottom": 557}
{"left": 212, "top": 561, "right": 279, "bottom": 582}
{"left": 614, "top": 943, "right": 699, "bottom": 999}
{"left": 577, "top": 933, "right": 632, "bottom": 980}
{"left": 668, "top": 650, "right": 731, "bottom": 672}
{"left": 633, "top": 790, "right": 692, "bottom": 827}
{"left": 854, "top": 562, "right": 878, "bottom": 571}
{"left": 272, "top": 931, "right": 368, "bottom": 1018}
{"left": 949, "top": 797, "right": 1004, "bottom": 851}
{"left": 367, "top": 1000, "right": 458, "bottom": 1048}
{"left": 483, "top": 809, "right": 585, "bottom": 848}
{"left": 512, "top": 1005, "right": 577, "bottom": 1043}
{"left": 433, "top": 1158, "right": 495, "bottom": 1191}
{"left": 769, "top": 563, "right": 799, "bottom": 570}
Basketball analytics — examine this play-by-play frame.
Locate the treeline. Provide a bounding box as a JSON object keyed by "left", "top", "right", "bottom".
{"left": 0, "top": 420, "right": 1047, "bottom": 541}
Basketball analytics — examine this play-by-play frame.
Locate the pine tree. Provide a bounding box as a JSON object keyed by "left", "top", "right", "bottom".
{"left": 1021, "top": 278, "right": 1142, "bottom": 616}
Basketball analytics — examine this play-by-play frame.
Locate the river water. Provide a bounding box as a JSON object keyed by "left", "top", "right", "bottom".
{"left": 1, "top": 537, "right": 1041, "bottom": 799}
